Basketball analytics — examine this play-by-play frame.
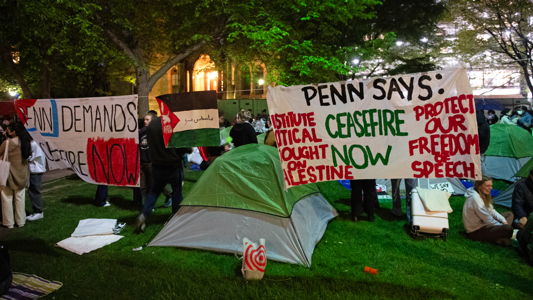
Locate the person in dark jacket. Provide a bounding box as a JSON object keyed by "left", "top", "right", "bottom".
{"left": 230, "top": 110, "right": 257, "bottom": 147}
{"left": 512, "top": 169, "right": 533, "bottom": 229}
{"left": 135, "top": 116, "right": 192, "bottom": 233}
{"left": 477, "top": 110, "right": 490, "bottom": 175}
{"left": 133, "top": 112, "right": 172, "bottom": 206}
{"left": 477, "top": 110, "right": 490, "bottom": 154}
{"left": 516, "top": 106, "right": 533, "bottom": 131}
{"left": 487, "top": 109, "right": 499, "bottom": 125}
{"left": 517, "top": 212, "right": 533, "bottom": 264}
{"left": 349, "top": 179, "right": 378, "bottom": 222}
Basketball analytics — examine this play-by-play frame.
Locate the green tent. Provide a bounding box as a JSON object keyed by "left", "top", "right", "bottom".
{"left": 149, "top": 144, "right": 337, "bottom": 266}
{"left": 485, "top": 124, "right": 533, "bottom": 158}
{"left": 183, "top": 144, "right": 317, "bottom": 216}
{"left": 515, "top": 158, "right": 533, "bottom": 178}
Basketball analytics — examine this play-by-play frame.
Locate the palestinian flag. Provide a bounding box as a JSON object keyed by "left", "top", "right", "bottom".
{"left": 156, "top": 91, "right": 220, "bottom": 148}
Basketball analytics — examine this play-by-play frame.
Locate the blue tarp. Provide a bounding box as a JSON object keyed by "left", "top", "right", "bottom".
{"left": 474, "top": 98, "right": 505, "bottom": 111}
{"left": 460, "top": 180, "right": 501, "bottom": 197}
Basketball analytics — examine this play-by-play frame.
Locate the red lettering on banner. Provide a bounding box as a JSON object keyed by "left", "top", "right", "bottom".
{"left": 86, "top": 137, "right": 139, "bottom": 186}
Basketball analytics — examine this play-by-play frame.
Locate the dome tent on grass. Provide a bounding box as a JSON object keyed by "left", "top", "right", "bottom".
{"left": 484, "top": 124, "right": 533, "bottom": 207}
{"left": 149, "top": 144, "right": 338, "bottom": 267}
{"left": 483, "top": 124, "right": 533, "bottom": 182}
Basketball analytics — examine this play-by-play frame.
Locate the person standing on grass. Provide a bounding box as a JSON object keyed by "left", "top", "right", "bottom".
{"left": 349, "top": 179, "right": 377, "bottom": 222}
{"left": 463, "top": 176, "right": 514, "bottom": 245}
{"left": 26, "top": 139, "right": 46, "bottom": 221}
{"left": 390, "top": 179, "right": 417, "bottom": 221}
{"left": 135, "top": 111, "right": 172, "bottom": 207}
{"left": 135, "top": 116, "right": 192, "bottom": 233}
{"left": 0, "top": 123, "right": 31, "bottom": 229}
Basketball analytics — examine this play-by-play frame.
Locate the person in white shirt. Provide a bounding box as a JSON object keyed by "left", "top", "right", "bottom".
{"left": 462, "top": 176, "right": 514, "bottom": 245}
{"left": 27, "top": 140, "right": 46, "bottom": 221}
{"left": 499, "top": 108, "right": 518, "bottom": 125}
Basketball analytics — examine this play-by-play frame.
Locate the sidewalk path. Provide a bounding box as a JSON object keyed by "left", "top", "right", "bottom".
{"left": 43, "top": 168, "right": 76, "bottom": 182}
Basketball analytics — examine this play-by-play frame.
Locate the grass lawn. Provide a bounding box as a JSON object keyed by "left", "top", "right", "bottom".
{"left": 1, "top": 170, "right": 532, "bottom": 300}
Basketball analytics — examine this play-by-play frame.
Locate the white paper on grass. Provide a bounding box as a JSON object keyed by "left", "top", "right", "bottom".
{"left": 71, "top": 219, "right": 118, "bottom": 237}
{"left": 57, "top": 235, "right": 124, "bottom": 255}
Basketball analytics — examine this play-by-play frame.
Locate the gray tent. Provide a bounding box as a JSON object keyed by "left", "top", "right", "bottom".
{"left": 148, "top": 144, "right": 338, "bottom": 267}
{"left": 482, "top": 156, "right": 530, "bottom": 182}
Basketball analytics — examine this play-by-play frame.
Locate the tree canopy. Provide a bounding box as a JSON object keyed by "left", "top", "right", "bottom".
{"left": 1, "top": 0, "right": 448, "bottom": 109}
{"left": 449, "top": 0, "right": 533, "bottom": 97}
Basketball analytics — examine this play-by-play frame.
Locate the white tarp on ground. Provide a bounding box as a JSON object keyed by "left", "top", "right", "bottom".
{"left": 149, "top": 194, "right": 337, "bottom": 267}
{"left": 71, "top": 219, "right": 118, "bottom": 237}
{"left": 56, "top": 218, "right": 124, "bottom": 255}
{"left": 376, "top": 178, "right": 467, "bottom": 196}
{"left": 57, "top": 235, "right": 123, "bottom": 255}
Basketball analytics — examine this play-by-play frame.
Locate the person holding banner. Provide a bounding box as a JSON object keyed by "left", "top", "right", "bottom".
{"left": 350, "top": 179, "right": 378, "bottom": 222}
{"left": 135, "top": 116, "right": 192, "bottom": 233}
{"left": 26, "top": 139, "right": 47, "bottom": 221}
{"left": 0, "top": 123, "right": 31, "bottom": 229}
{"left": 391, "top": 179, "right": 417, "bottom": 221}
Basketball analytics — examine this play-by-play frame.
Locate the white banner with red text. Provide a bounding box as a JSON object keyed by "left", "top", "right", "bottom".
{"left": 15, "top": 95, "right": 139, "bottom": 187}
{"left": 266, "top": 67, "right": 481, "bottom": 188}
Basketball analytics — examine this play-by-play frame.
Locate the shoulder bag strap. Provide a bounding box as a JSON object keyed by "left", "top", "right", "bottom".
{"left": 2, "top": 140, "right": 8, "bottom": 162}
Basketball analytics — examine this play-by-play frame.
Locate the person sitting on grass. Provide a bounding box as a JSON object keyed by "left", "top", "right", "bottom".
{"left": 499, "top": 108, "right": 518, "bottom": 125}
{"left": 512, "top": 169, "right": 533, "bottom": 229}
{"left": 487, "top": 109, "right": 499, "bottom": 125}
{"left": 517, "top": 212, "right": 533, "bottom": 265}
{"left": 463, "top": 176, "right": 514, "bottom": 245}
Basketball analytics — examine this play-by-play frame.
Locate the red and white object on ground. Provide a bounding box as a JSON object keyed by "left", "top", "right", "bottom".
{"left": 242, "top": 238, "right": 266, "bottom": 280}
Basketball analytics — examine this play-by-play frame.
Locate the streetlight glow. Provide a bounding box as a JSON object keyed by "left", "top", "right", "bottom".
{"left": 352, "top": 59, "right": 360, "bottom": 64}
{"left": 258, "top": 79, "right": 264, "bottom": 85}
{"left": 9, "top": 90, "right": 16, "bottom": 96}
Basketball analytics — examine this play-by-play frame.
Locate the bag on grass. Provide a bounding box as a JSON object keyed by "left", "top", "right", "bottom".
{"left": 241, "top": 238, "right": 266, "bottom": 280}
{"left": 0, "top": 140, "right": 10, "bottom": 187}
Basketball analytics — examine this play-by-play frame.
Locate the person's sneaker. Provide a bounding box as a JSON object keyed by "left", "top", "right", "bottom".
{"left": 103, "top": 202, "right": 111, "bottom": 207}
{"left": 164, "top": 197, "right": 172, "bottom": 208}
{"left": 27, "top": 213, "right": 44, "bottom": 221}
{"left": 135, "top": 214, "right": 146, "bottom": 234}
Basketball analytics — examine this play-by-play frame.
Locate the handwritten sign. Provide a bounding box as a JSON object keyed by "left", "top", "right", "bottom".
{"left": 16, "top": 96, "right": 140, "bottom": 186}
{"left": 267, "top": 67, "right": 481, "bottom": 188}
{"left": 429, "top": 182, "right": 455, "bottom": 194}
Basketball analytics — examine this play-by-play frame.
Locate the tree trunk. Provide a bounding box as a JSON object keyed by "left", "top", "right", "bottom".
{"left": 42, "top": 62, "right": 51, "bottom": 98}
{"left": 520, "top": 64, "right": 533, "bottom": 100}
{"left": 1, "top": 51, "right": 33, "bottom": 99}
{"left": 136, "top": 66, "right": 151, "bottom": 115}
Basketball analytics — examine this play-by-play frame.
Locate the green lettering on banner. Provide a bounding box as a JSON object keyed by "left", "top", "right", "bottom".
{"left": 325, "top": 114, "right": 338, "bottom": 138}
{"left": 367, "top": 145, "right": 392, "bottom": 166}
{"left": 383, "top": 109, "right": 396, "bottom": 136}
{"left": 331, "top": 145, "right": 350, "bottom": 167}
{"left": 395, "top": 110, "right": 408, "bottom": 136}
{"left": 353, "top": 111, "right": 365, "bottom": 137}
{"left": 336, "top": 113, "right": 348, "bottom": 138}
{"left": 349, "top": 144, "right": 368, "bottom": 169}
